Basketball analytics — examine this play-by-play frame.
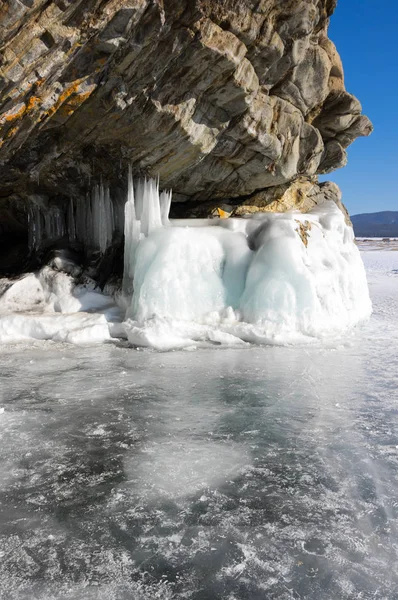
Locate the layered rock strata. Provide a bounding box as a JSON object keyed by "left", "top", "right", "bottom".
{"left": 0, "top": 0, "right": 372, "bottom": 266}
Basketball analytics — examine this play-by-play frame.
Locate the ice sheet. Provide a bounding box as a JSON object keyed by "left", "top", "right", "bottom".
{"left": 0, "top": 249, "right": 397, "bottom": 599}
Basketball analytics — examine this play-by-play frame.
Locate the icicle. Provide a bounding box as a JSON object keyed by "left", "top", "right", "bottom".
{"left": 86, "top": 192, "right": 93, "bottom": 248}
{"left": 159, "top": 189, "right": 172, "bottom": 226}
{"left": 105, "top": 186, "right": 114, "bottom": 250}
{"left": 149, "top": 176, "right": 162, "bottom": 234}
{"left": 67, "top": 199, "right": 77, "bottom": 243}
{"left": 98, "top": 183, "right": 107, "bottom": 253}
{"left": 122, "top": 166, "right": 139, "bottom": 303}
{"left": 75, "top": 196, "right": 88, "bottom": 247}
{"left": 90, "top": 185, "right": 98, "bottom": 248}
{"left": 140, "top": 177, "right": 162, "bottom": 237}
{"left": 90, "top": 182, "right": 114, "bottom": 253}
{"left": 135, "top": 178, "right": 145, "bottom": 222}
{"left": 28, "top": 205, "right": 43, "bottom": 253}
{"left": 127, "top": 164, "right": 136, "bottom": 220}
{"left": 54, "top": 206, "right": 65, "bottom": 239}
{"left": 42, "top": 206, "right": 66, "bottom": 244}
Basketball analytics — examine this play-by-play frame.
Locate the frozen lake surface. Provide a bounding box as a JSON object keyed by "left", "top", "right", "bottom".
{"left": 0, "top": 243, "right": 397, "bottom": 600}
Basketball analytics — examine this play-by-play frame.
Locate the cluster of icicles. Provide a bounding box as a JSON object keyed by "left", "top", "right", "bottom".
{"left": 28, "top": 184, "right": 120, "bottom": 255}
{"left": 122, "top": 168, "right": 171, "bottom": 301}
{"left": 28, "top": 169, "right": 172, "bottom": 259}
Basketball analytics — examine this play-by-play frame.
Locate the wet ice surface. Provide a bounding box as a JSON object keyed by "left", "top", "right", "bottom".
{"left": 0, "top": 246, "right": 397, "bottom": 600}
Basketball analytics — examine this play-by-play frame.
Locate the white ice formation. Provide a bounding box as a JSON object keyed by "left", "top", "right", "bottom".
{"left": 1, "top": 176, "right": 372, "bottom": 349}
{"left": 122, "top": 187, "right": 372, "bottom": 349}
{"left": 0, "top": 265, "right": 123, "bottom": 344}
{"left": 122, "top": 169, "right": 171, "bottom": 305}
{"left": 28, "top": 183, "right": 124, "bottom": 255}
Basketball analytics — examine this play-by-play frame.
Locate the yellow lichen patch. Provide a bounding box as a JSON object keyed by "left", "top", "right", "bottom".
{"left": 0, "top": 92, "right": 42, "bottom": 128}
{"left": 295, "top": 220, "right": 312, "bottom": 247}
{"left": 5, "top": 125, "right": 20, "bottom": 140}
{"left": 46, "top": 80, "right": 90, "bottom": 119}
{"left": 57, "top": 89, "right": 94, "bottom": 117}
{"left": 232, "top": 179, "right": 318, "bottom": 217}
{"left": 0, "top": 103, "right": 26, "bottom": 124}
{"left": 0, "top": 79, "right": 94, "bottom": 138}
{"left": 26, "top": 96, "right": 41, "bottom": 111}
{"left": 46, "top": 82, "right": 81, "bottom": 118}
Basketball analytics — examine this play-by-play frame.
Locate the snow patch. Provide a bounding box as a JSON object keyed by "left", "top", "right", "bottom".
{"left": 0, "top": 268, "right": 121, "bottom": 345}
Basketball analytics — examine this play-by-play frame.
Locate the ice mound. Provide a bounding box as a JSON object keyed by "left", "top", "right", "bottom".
{"left": 0, "top": 267, "right": 121, "bottom": 345}
{"left": 127, "top": 226, "right": 250, "bottom": 322}
{"left": 124, "top": 201, "right": 372, "bottom": 350}
{"left": 0, "top": 312, "right": 112, "bottom": 344}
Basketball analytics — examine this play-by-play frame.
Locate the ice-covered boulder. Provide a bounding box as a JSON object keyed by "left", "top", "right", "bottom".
{"left": 124, "top": 201, "right": 371, "bottom": 350}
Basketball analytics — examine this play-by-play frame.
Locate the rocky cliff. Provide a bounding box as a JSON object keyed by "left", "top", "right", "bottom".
{"left": 0, "top": 0, "right": 371, "bottom": 269}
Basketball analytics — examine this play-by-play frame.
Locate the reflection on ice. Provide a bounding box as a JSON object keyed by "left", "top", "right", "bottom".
{"left": 125, "top": 439, "right": 250, "bottom": 498}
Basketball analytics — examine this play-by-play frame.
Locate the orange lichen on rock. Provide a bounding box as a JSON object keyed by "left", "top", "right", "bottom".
{"left": 5, "top": 125, "right": 20, "bottom": 139}
{"left": 0, "top": 103, "right": 26, "bottom": 124}
{"left": 0, "top": 94, "right": 44, "bottom": 140}
{"left": 46, "top": 80, "right": 94, "bottom": 120}
{"left": 57, "top": 89, "right": 94, "bottom": 117}
{"left": 46, "top": 82, "right": 81, "bottom": 118}
{"left": 26, "top": 96, "right": 41, "bottom": 111}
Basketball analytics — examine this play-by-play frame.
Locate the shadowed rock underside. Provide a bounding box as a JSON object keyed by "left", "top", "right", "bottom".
{"left": 0, "top": 0, "right": 372, "bottom": 263}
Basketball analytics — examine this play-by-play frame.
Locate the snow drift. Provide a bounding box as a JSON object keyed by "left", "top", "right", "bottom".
{"left": 0, "top": 268, "right": 121, "bottom": 344}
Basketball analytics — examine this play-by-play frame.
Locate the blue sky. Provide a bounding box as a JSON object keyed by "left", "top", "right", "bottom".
{"left": 319, "top": 1, "right": 398, "bottom": 215}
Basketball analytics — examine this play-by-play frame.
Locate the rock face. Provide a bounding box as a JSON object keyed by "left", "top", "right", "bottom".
{"left": 0, "top": 0, "right": 372, "bottom": 267}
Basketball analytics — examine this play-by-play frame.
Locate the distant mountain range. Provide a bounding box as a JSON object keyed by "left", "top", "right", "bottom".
{"left": 351, "top": 211, "right": 398, "bottom": 237}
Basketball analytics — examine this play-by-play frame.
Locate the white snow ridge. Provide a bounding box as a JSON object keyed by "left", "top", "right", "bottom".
{"left": 0, "top": 177, "right": 371, "bottom": 349}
